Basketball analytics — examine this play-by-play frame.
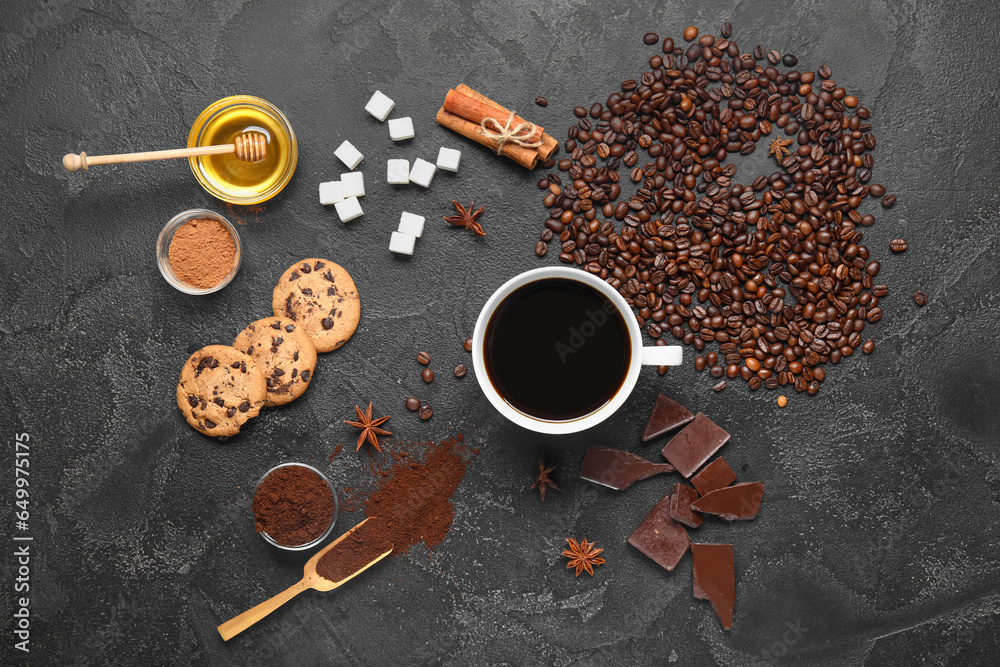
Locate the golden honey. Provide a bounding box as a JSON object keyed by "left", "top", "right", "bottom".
{"left": 187, "top": 96, "right": 297, "bottom": 205}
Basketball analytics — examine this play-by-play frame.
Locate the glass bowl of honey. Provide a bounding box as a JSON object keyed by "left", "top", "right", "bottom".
{"left": 187, "top": 95, "right": 298, "bottom": 205}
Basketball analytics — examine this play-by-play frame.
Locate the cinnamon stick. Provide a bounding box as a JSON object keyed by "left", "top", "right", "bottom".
{"left": 435, "top": 106, "right": 539, "bottom": 169}
{"left": 444, "top": 89, "right": 544, "bottom": 146}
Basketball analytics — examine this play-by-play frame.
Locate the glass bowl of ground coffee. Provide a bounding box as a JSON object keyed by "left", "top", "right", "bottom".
{"left": 252, "top": 462, "right": 338, "bottom": 551}
{"left": 156, "top": 209, "right": 242, "bottom": 295}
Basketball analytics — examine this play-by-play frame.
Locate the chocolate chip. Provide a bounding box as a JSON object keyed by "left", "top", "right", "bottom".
{"left": 209, "top": 357, "right": 218, "bottom": 368}
{"left": 291, "top": 368, "right": 298, "bottom": 378}
{"left": 266, "top": 378, "right": 274, "bottom": 388}
{"left": 187, "top": 395, "right": 199, "bottom": 408}
{"left": 285, "top": 323, "right": 295, "bottom": 333}
{"left": 231, "top": 361, "right": 241, "bottom": 368}
{"left": 293, "top": 351, "right": 299, "bottom": 361}
{"left": 246, "top": 347, "right": 254, "bottom": 356}
{"left": 227, "top": 407, "right": 237, "bottom": 418}
{"left": 301, "top": 288, "right": 313, "bottom": 296}
{"left": 321, "top": 317, "right": 334, "bottom": 330}
{"left": 271, "top": 321, "right": 281, "bottom": 329}
{"left": 240, "top": 361, "right": 246, "bottom": 373}
{"left": 300, "top": 263, "right": 312, "bottom": 273}
{"left": 323, "top": 270, "right": 335, "bottom": 282}
{"left": 314, "top": 260, "right": 326, "bottom": 270}
{"left": 204, "top": 420, "right": 217, "bottom": 429}
{"left": 290, "top": 271, "right": 300, "bottom": 280}
{"left": 285, "top": 295, "right": 296, "bottom": 320}
{"left": 327, "top": 287, "right": 336, "bottom": 296}
{"left": 272, "top": 337, "right": 283, "bottom": 347}
{"left": 238, "top": 401, "right": 250, "bottom": 412}
{"left": 214, "top": 397, "right": 225, "bottom": 407}
{"left": 300, "top": 370, "right": 311, "bottom": 382}
{"left": 272, "top": 368, "right": 285, "bottom": 377}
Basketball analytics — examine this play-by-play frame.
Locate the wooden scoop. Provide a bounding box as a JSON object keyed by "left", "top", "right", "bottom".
{"left": 217, "top": 517, "right": 392, "bottom": 641}
{"left": 62, "top": 131, "right": 268, "bottom": 172}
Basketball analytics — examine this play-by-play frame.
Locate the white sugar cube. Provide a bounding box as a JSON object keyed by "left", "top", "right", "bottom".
{"left": 334, "top": 195, "right": 363, "bottom": 223}
{"left": 387, "top": 159, "right": 410, "bottom": 185}
{"left": 398, "top": 211, "right": 425, "bottom": 238}
{"left": 334, "top": 140, "right": 364, "bottom": 169}
{"left": 409, "top": 158, "right": 436, "bottom": 188}
{"left": 319, "top": 180, "right": 344, "bottom": 205}
{"left": 436, "top": 147, "right": 462, "bottom": 172}
{"left": 341, "top": 171, "right": 365, "bottom": 197}
{"left": 388, "top": 117, "right": 414, "bottom": 141}
{"left": 364, "top": 90, "right": 395, "bottom": 121}
{"left": 389, "top": 231, "right": 417, "bottom": 256}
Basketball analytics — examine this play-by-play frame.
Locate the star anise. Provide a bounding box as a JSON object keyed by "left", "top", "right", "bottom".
{"left": 344, "top": 402, "right": 392, "bottom": 452}
{"left": 530, "top": 457, "right": 561, "bottom": 501}
{"left": 444, "top": 200, "right": 486, "bottom": 236}
{"left": 561, "top": 538, "right": 605, "bottom": 577}
{"left": 768, "top": 136, "right": 793, "bottom": 161}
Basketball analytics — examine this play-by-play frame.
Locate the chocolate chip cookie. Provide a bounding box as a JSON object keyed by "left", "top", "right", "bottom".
{"left": 271, "top": 259, "right": 360, "bottom": 353}
{"left": 234, "top": 317, "right": 318, "bottom": 406}
{"left": 176, "top": 345, "right": 267, "bottom": 437}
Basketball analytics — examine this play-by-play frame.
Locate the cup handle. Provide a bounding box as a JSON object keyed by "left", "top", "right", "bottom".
{"left": 641, "top": 345, "right": 683, "bottom": 366}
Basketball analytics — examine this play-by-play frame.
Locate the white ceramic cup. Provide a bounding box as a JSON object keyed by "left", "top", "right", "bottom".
{"left": 472, "top": 267, "right": 682, "bottom": 434}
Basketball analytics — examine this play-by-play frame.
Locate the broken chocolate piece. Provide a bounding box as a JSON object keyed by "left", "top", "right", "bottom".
{"left": 690, "top": 482, "right": 764, "bottom": 520}
{"left": 579, "top": 445, "right": 675, "bottom": 491}
{"left": 627, "top": 492, "right": 690, "bottom": 571}
{"left": 691, "top": 543, "right": 735, "bottom": 630}
{"left": 641, "top": 393, "right": 695, "bottom": 442}
{"left": 690, "top": 457, "right": 737, "bottom": 496}
{"left": 661, "top": 413, "right": 731, "bottom": 478}
{"left": 670, "top": 483, "right": 703, "bottom": 528}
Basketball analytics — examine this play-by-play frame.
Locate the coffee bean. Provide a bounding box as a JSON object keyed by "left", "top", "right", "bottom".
{"left": 721, "top": 22, "right": 732, "bottom": 38}
{"left": 416, "top": 351, "right": 431, "bottom": 365}
{"left": 419, "top": 406, "right": 433, "bottom": 420}
{"left": 662, "top": 37, "right": 674, "bottom": 53}
{"left": 463, "top": 337, "right": 473, "bottom": 352}
{"left": 574, "top": 106, "right": 587, "bottom": 117}
{"left": 782, "top": 54, "right": 797, "bottom": 66}
{"left": 777, "top": 395, "right": 787, "bottom": 407}
{"left": 753, "top": 44, "right": 765, "bottom": 59}
{"left": 862, "top": 341, "right": 875, "bottom": 354}
{"left": 767, "top": 49, "right": 780, "bottom": 64}
{"left": 535, "top": 96, "right": 548, "bottom": 107}
{"left": 818, "top": 64, "right": 832, "bottom": 78}
{"left": 694, "top": 356, "right": 706, "bottom": 371}
{"left": 454, "top": 364, "right": 467, "bottom": 378}
{"left": 890, "top": 238, "right": 908, "bottom": 252}
{"left": 914, "top": 291, "right": 928, "bottom": 306}
{"left": 881, "top": 194, "right": 897, "bottom": 208}
{"left": 421, "top": 368, "right": 434, "bottom": 383}
{"left": 535, "top": 241, "right": 548, "bottom": 256}
{"left": 713, "top": 380, "right": 727, "bottom": 392}
{"left": 684, "top": 26, "right": 698, "bottom": 41}
{"left": 406, "top": 397, "right": 421, "bottom": 411}
{"left": 869, "top": 183, "right": 886, "bottom": 197}
{"left": 643, "top": 32, "right": 659, "bottom": 45}
{"left": 709, "top": 365, "right": 724, "bottom": 378}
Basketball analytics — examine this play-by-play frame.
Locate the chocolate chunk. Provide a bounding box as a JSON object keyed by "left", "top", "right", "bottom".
{"left": 289, "top": 271, "right": 300, "bottom": 280}
{"left": 204, "top": 419, "right": 217, "bottom": 429}
{"left": 231, "top": 361, "right": 241, "bottom": 368}
{"left": 187, "top": 395, "right": 199, "bottom": 408}
{"left": 285, "top": 294, "right": 296, "bottom": 319}
{"left": 323, "top": 270, "right": 335, "bottom": 282}
{"left": 226, "top": 407, "right": 237, "bottom": 418}
{"left": 579, "top": 445, "right": 674, "bottom": 490}
{"left": 642, "top": 393, "right": 695, "bottom": 441}
{"left": 246, "top": 347, "right": 255, "bottom": 356}
{"left": 240, "top": 361, "right": 246, "bottom": 373}
{"left": 314, "top": 260, "right": 326, "bottom": 270}
{"left": 691, "top": 543, "right": 735, "bottom": 630}
{"left": 271, "top": 321, "right": 282, "bottom": 330}
{"left": 670, "top": 483, "right": 703, "bottom": 528}
{"left": 238, "top": 401, "right": 250, "bottom": 412}
{"left": 291, "top": 368, "right": 298, "bottom": 378}
{"left": 327, "top": 287, "right": 337, "bottom": 296}
{"left": 300, "top": 262, "right": 312, "bottom": 273}
{"left": 321, "top": 317, "right": 334, "bottom": 330}
{"left": 661, "top": 413, "right": 730, "bottom": 478}
{"left": 213, "top": 397, "right": 225, "bottom": 407}
{"left": 691, "top": 457, "right": 737, "bottom": 496}
{"left": 301, "top": 288, "right": 313, "bottom": 296}
{"left": 293, "top": 351, "right": 299, "bottom": 361}
{"left": 266, "top": 378, "right": 274, "bottom": 388}
{"left": 272, "top": 368, "right": 285, "bottom": 377}
{"left": 690, "top": 482, "right": 764, "bottom": 520}
{"left": 285, "top": 323, "right": 295, "bottom": 333}
{"left": 300, "top": 370, "right": 310, "bottom": 382}
{"left": 627, "top": 492, "right": 690, "bottom": 571}
{"left": 272, "top": 337, "right": 283, "bottom": 347}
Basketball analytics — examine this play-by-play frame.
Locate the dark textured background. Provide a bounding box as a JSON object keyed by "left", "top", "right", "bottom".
{"left": 2, "top": 0, "right": 999, "bottom": 664}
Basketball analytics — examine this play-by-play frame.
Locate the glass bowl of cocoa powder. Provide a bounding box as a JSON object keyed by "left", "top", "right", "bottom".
{"left": 252, "top": 462, "right": 338, "bottom": 551}
{"left": 156, "top": 209, "right": 242, "bottom": 295}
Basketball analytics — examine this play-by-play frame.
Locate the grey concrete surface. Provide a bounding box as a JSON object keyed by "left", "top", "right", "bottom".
{"left": 1, "top": 0, "right": 999, "bottom": 664}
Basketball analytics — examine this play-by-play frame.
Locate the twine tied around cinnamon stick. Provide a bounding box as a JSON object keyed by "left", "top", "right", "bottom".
{"left": 478, "top": 110, "right": 544, "bottom": 155}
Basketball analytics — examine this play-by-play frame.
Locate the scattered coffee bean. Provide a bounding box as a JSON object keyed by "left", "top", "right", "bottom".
{"left": 818, "top": 63, "right": 832, "bottom": 78}
{"left": 421, "top": 368, "right": 434, "bottom": 383}
{"left": 643, "top": 32, "right": 659, "bottom": 45}
{"left": 713, "top": 380, "right": 727, "bottom": 392}
{"left": 869, "top": 183, "right": 886, "bottom": 197}
{"left": 405, "top": 397, "right": 421, "bottom": 411}
{"left": 657, "top": 365, "right": 669, "bottom": 376}
{"left": 862, "top": 341, "right": 875, "bottom": 354}
{"left": 573, "top": 106, "right": 587, "bottom": 117}
{"left": 454, "top": 364, "right": 467, "bottom": 378}
{"left": 890, "top": 238, "right": 908, "bottom": 252}
{"left": 535, "top": 96, "right": 548, "bottom": 107}
{"left": 767, "top": 49, "right": 781, "bottom": 64}
{"left": 463, "top": 337, "right": 473, "bottom": 352}
{"left": 683, "top": 26, "right": 698, "bottom": 41}
{"left": 782, "top": 54, "right": 797, "bottom": 66}
{"left": 416, "top": 351, "right": 431, "bottom": 365}
{"left": 721, "top": 22, "right": 733, "bottom": 38}
{"left": 753, "top": 44, "right": 765, "bottom": 59}
{"left": 913, "top": 291, "right": 928, "bottom": 306}
{"left": 777, "top": 395, "right": 787, "bottom": 407}
{"left": 882, "top": 194, "right": 897, "bottom": 208}
{"left": 536, "top": 240, "right": 548, "bottom": 256}
{"left": 419, "top": 406, "right": 433, "bottom": 420}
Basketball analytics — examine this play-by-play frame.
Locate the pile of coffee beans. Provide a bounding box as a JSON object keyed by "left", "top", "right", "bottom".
{"left": 534, "top": 24, "right": 897, "bottom": 395}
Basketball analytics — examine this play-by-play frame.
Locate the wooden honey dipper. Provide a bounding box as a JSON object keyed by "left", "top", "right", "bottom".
{"left": 62, "top": 131, "right": 268, "bottom": 172}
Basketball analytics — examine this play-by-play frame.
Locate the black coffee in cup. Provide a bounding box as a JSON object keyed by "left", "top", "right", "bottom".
{"left": 483, "top": 278, "right": 631, "bottom": 420}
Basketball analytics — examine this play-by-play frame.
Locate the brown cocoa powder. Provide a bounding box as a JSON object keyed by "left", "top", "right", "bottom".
{"left": 167, "top": 217, "right": 236, "bottom": 289}
{"left": 253, "top": 465, "right": 335, "bottom": 547}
